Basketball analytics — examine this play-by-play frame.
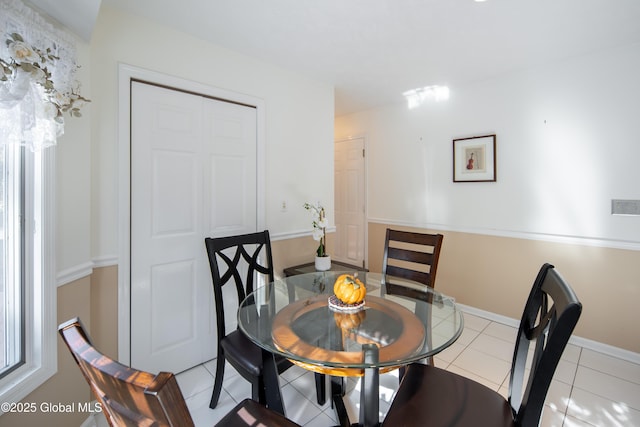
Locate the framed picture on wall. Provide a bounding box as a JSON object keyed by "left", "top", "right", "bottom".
{"left": 453, "top": 134, "right": 496, "bottom": 182}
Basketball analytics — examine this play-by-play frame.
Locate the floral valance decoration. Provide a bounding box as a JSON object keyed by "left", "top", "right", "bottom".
{"left": 0, "top": 0, "right": 89, "bottom": 151}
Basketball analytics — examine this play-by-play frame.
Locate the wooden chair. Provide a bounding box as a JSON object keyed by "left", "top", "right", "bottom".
{"left": 206, "top": 230, "right": 282, "bottom": 409}
{"left": 382, "top": 229, "right": 444, "bottom": 371}
{"left": 206, "top": 230, "right": 323, "bottom": 410}
{"left": 382, "top": 263, "right": 582, "bottom": 427}
{"left": 382, "top": 228, "right": 444, "bottom": 289}
{"left": 59, "top": 317, "right": 300, "bottom": 427}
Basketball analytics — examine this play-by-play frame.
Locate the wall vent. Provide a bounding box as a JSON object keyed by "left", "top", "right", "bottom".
{"left": 611, "top": 199, "right": 640, "bottom": 216}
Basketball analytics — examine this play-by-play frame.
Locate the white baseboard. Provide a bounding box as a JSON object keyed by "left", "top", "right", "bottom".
{"left": 458, "top": 303, "right": 640, "bottom": 365}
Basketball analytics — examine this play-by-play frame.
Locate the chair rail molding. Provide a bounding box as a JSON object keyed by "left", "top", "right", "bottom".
{"left": 56, "top": 255, "right": 119, "bottom": 288}
{"left": 368, "top": 217, "right": 640, "bottom": 251}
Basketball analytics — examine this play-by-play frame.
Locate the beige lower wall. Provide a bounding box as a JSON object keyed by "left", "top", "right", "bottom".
{"left": 368, "top": 222, "right": 640, "bottom": 354}
{"left": 271, "top": 228, "right": 640, "bottom": 354}
{"left": 0, "top": 266, "right": 118, "bottom": 427}
{"left": 90, "top": 266, "right": 119, "bottom": 360}
{"left": 271, "top": 234, "right": 335, "bottom": 278}
{"left": 1, "top": 279, "right": 90, "bottom": 427}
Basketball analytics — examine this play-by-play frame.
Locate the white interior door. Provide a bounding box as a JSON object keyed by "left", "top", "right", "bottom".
{"left": 334, "top": 137, "right": 366, "bottom": 267}
{"left": 130, "top": 81, "right": 257, "bottom": 374}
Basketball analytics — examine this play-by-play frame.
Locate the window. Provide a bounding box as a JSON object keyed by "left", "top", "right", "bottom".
{"left": 0, "top": 144, "right": 25, "bottom": 378}
{"left": 0, "top": 142, "right": 56, "bottom": 411}
{"left": 0, "top": 0, "right": 72, "bottom": 410}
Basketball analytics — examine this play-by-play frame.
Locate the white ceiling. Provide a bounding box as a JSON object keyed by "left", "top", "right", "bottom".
{"left": 28, "top": 0, "right": 101, "bottom": 41}
{"left": 36, "top": 0, "right": 640, "bottom": 115}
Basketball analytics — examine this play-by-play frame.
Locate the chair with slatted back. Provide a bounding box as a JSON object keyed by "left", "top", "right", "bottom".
{"left": 59, "top": 317, "right": 301, "bottom": 427}
{"left": 382, "top": 228, "right": 444, "bottom": 290}
{"left": 382, "top": 228, "right": 444, "bottom": 372}
{"left": 382, "top": 263, "right": 582, "bottom": 427}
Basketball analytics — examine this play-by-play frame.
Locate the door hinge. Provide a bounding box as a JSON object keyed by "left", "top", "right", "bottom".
{"left": 362, "top": 148, "right": 365, "bottom": 157}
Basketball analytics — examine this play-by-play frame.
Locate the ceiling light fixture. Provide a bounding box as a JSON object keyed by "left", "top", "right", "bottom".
{"left": 403, "top": 85, "right": 450, "bottom": 109}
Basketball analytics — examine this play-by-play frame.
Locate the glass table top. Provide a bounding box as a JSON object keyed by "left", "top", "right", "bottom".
{"left": 238, "top": 271, "right": 464, "bottom": 374}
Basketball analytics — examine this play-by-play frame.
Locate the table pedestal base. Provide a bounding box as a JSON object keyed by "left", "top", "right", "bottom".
{"left": 360, "top": 344, "right": 380, "bottom": 427}
{"left": 330, "top": 344, "right": 380, "bottom": 427}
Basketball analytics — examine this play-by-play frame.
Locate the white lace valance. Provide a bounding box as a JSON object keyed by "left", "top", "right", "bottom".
{"left": 0, "top": 0, "right": 84, "bottom": 151}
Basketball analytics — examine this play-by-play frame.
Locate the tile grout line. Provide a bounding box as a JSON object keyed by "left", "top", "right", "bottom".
{"left": 559, "top": 345, "right": 583, "bottom": 427}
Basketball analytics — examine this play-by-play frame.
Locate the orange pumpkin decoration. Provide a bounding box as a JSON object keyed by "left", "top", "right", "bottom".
{"left": 333, "top": 274, "right": 366, "bottom": 305}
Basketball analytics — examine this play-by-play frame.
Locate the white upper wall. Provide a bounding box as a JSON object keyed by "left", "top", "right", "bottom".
{"left": 336, "top": 43, "right": 640, "bottom": 247}
{"left": 89, "top": 5, "right": 334, "bottom": 260}
{"left": 57, "top": 4, "right": 638, "bottom": 271}
{"left": 55, "top": 40, "right": 92, "bottom": 277}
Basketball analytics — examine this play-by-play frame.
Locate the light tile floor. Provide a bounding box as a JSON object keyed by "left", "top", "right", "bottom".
{"left": 99, "top": 311, "right": 640, "bottom": 426}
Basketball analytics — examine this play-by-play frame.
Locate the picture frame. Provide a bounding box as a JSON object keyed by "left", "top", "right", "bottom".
{"left": 453, "top": 134, "right": 496, "bottom": 182}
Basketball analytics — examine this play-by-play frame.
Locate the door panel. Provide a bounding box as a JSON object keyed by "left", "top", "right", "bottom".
{"left": 210, "top": 156, "right": 248, "bottom": 230}
{"left": 152, "top": 151, "right": 197, "bottom": 235}
{"left": 335, "top": 138, "right": 366, "bottom": 267}
{"left": 131, "top": 81, "right": 257, "bottom": 374}
{"left": 150, "top": 260, "right": 195, "bottom": 352}
{"left": 204, "top": 99, "right": 257, "bottom": 237}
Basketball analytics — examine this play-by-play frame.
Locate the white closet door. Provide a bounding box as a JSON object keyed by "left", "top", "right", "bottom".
{"left": 130, "top": 81, "right": 257, "bottom": 374}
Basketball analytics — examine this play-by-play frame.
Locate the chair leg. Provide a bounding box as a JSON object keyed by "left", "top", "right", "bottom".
{"left": 209, "top": 355, "right": 226, "bottom": 409}
{"left": 315, "top": 373, "right": 326, "bottom": 405}
{"left": 254, "top": 376, "right": 265, "bottom": 404}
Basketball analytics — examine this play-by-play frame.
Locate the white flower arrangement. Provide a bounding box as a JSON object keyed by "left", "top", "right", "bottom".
{"left": 303, "top": 202, "right": 328, "bottom": 257}
{"left": 0, "top": 32, "right": 89, "bottom": 122}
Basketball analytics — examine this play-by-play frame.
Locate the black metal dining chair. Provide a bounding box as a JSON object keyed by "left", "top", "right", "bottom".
{"left": 206, "top": 230, "right": 323, "bottom": 410}
{"left": 381, "top": 263, "right": 582, "bottom": 427}
{"left": 59, "top": 317, "right": 300, "bottom": 427}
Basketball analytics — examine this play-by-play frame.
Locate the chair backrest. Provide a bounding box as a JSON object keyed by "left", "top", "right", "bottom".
{"left": 205, "top": 230, "right": 275, "bottom": 340}
{"left": 382, "top": 229, "right": 444, "bottom": 288}
{"left": 58, "top": 318, "right": 195, "bottom": 427}
{"left": 509, "top": 263, "right": 582, "bottom": 426}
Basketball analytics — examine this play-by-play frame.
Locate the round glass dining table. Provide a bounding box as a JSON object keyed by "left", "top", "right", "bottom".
{"left": 238, "top": 271, "right": 463, "bottom": 427}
